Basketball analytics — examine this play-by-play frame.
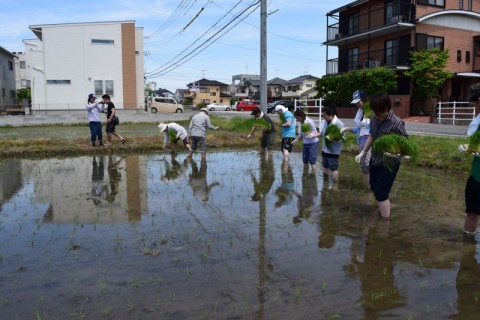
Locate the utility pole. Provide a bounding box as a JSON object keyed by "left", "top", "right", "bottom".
{"left": 260, "top": 0, "right": 267, "bottom": 112}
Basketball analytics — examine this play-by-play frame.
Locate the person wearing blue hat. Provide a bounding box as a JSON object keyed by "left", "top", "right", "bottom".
{"left": 342, "top": 90, "right": 371, "bottom": 188}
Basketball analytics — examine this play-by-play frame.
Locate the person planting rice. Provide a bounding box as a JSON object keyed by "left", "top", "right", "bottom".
{"left": 341, "top": 90, "right": 371, "bottom": 188}
{"left": 275, "top": 105, "right": 296, "bottom": 162}
{"left": 319, "top": 106, "right": 344, "bottom": 183}
{"left": 294, "top": 109, "right": 320, "bottom": 174}
{"left": 158, "top": 122, "right": 192, "bottom": 152}
{"left": 355, "top": 93, "right": 408, "bottom": 219}
{"left": 246, "top": 107, "right": 276, "bottom": 157}
{"left": 458, "top": 90, "right": 480, "bottom": 236}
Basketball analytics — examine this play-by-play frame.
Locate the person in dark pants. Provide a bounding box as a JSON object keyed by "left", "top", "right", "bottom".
{"left": 246, "top": 107, "right": 276, "bottom": 157}
{"left": 102, "top": 94, "right": 125, "bottom": 146}
{"left": 355, "top": 93, "right": 408, "bottom": 218}
{"left": 458, "top": 91, "right": 480, "bottom": 235}
{"left": 86, "top": 93, "right": 104, "bottom": 147}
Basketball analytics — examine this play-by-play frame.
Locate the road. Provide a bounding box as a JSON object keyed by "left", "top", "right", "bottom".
{"left": 0, "top": 109, "right": 470, "bottom": 137}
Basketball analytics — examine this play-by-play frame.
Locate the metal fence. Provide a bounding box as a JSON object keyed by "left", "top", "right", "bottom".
{"left": 437, "top": 101, "right": 475, "bottom": 125}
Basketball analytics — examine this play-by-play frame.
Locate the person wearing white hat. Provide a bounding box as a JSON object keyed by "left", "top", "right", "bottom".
{"left": 86, "top": 93, "right": 104, "bottom": 147}
{"left": 275, "top": 104, "right": 296, "bottom": 161}
{"left": 158, "top": 122, "right": 192, "bottom": 151}
{"left": 188, "top": 108, "right": 219, "bottom": 161}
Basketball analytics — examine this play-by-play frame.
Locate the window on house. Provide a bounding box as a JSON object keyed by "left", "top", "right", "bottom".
{"left": 91, "top": 39, "right": 114, "bottom": 44}
{"left": 459, "top": 0, "right": 463, "bottom": 9}
{"left": 348, "top": 13, "right": 359, "bottom": 35}
{"left": 8, "top": 61, "right": 13, "bottom": 71}
{"left": 200, "top": 87, "right": 209, "bottom": 93}
{"left": 20, "top": 61, "right": 26, "bottom": 69}
{"left": 21, "top": 79, "right": 27, "bottom": 87}
{"left": 417, "top": 0, "right": 444, "bottom": 7}
{"left": 47, "top": 80, "right": 71, "bottom": 85}
{"left": 27, "top": 80, "right": 31, "bottom": 87}
{"left": 385, "top": 1, "right": 400, "bottom": 23}
{"left": 10, "top": 90, "right": 15, "bottom": 98}
{"left": 306, "top": 84, "right": 312, "bottom": 88}
{"left": 94, "top": 80, "right": 114, "bottom": 96}
{"left": 416, "top": 33, "right": 444, "bottom": 50}
{"left": 203, "top": 99, "right": 210, "bottom": 104}
{"left": 1, "top": 88, "right": 5, "bottom": 97}
{"left": 210, "top": 92, "right": 216, "bottom": 96}
{"left": 468, "top": 0, "right": 472, "bottom": 10}
{"left": 348, "top": 47, "right": 360, "bottom": 71}
{"left": 385, "top": 39, "right": 398, "bottom": 65}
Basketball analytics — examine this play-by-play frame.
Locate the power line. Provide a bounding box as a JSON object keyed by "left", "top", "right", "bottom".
{"left": 146, "top": 0, "right": 258, "bottom": 77}
{"left": 148, "top": 2, "right": 261, "bottom": 78}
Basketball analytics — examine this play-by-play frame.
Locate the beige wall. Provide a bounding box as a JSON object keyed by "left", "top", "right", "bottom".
{"left": 121, "top": 23, "right": 137, "bottom": 109}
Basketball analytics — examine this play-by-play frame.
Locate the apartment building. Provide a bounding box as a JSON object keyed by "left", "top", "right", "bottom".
{"left": 0, "top": 46, "right": 17, "bottom": 110}
{"left": 324, "top": 0, "right": 480, "bottom": 115}
{"left": 21, "top": 21, "right": 144, "bottom": 111}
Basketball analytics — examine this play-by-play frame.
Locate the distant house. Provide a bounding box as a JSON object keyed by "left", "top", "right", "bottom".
{"left": 267, "top": 77, "right": 287, "bottom": 100}
{"left": 282, "top": 75, "right": 319, "bottom": 99}
{"left": 230, "top": 74, "right": 260, "bottom": 100}
{"left": 174, "top": 89, "right": 190, "bottom": 104}
{"left": 185, "top": 78, "right": 231, "bottom": 106}
{"left": 0, "top": 46, "right": 17, "bottom": 110}
{"left": 22, "top": 20, "right": 144, "bottom": 110}
{"left": 155, "top": 88, "right": 174, "bottom": 98}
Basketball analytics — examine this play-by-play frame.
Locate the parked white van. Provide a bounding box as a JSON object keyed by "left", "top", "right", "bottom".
{"left": 148, "top": 97, "right": 184, "bottom": 114}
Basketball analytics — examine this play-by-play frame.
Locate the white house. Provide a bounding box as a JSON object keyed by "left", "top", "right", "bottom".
{"left": 23, "top": 20, "right": 144, "bottom": 111}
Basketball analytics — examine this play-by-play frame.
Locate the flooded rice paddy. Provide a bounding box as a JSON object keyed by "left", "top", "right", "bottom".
{"left": 0, "top": 150, "right": 479, "bottom": 319}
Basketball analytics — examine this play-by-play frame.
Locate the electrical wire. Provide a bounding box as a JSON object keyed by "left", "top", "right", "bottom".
{"left": 146, "top": 0, "right": 256, "bottom": 77}
{"left": 147, "top": 1, "right": 260, "bottom": 78}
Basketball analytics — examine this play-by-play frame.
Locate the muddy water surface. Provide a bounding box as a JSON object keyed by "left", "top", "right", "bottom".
{"left": 0, "top": 151, "right": 478, "bottom": 319}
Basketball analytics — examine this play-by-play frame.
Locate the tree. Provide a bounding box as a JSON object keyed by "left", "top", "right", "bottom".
{"left": 404, "top": 48, "right": 453, "bottom": 99}
{"left": 144, "top": 81, "right": 155, "bottom": 98}
{"left": 315, "top": 67, "right": 397, "bottom": 107}
{"left": 16, "top": 88, "right": 31, "bottom": 100}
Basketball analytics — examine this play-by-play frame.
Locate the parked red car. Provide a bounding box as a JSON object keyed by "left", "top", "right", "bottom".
{"left": 235, "top": 101, "right": 258, "bottom": 112}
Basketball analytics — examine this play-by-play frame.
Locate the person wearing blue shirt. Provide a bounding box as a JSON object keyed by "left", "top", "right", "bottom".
{"left": 275, "top": 105, "right": 296, "bottom": 162}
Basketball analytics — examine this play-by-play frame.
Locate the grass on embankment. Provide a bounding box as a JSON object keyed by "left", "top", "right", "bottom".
{"left": 0, "top": 116, "right": 474, "bottom": 173}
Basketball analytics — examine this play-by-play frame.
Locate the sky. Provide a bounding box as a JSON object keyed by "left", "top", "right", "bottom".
{"left": 0, "top": 0, "right": 350, "bottom": 93}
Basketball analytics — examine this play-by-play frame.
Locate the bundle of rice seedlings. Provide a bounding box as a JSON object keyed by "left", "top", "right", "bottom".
{"left": 255, "top": 117, "right": 271, "bottom": 130}
{"left": 301, "top": 123, "right": 312, "bottom": 134}
{"left": 168, "top": 129, "right": 176, "bottom": 142}
{"left": 279, "top": 113, "right": 286, "bottom": 123}
{"left": 467, "top": 131, "right": 480, "bottom": 153}
{"left": 372, "top": 133, "right": 419, "bottom": 169}
{"left": 362, "top": 102, "right": 372, "bottom": 118}
{"left": 324, "top": 124, "right": 344, "bottom": 150}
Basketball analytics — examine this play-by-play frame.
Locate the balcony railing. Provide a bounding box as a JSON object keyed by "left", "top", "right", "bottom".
{"left": 327, "top": 1, "right": 414, "bottom": 42}
{"left": 326, "top": 46, "right": 410, "bottom": 75}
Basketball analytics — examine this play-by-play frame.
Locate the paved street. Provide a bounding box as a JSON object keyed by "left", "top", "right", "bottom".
{"left": 0, "top": 109, "right": 470, "bottom": 137}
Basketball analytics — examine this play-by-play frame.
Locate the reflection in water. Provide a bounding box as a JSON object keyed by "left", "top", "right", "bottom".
{"left": 351, "top": 219, "right": 407, "bottom": 318}
{"left": 161, "top": 151, "right": 188, "bottom": 182}
{"left": 106, "top": 155, "right": 122, "bottom": 203}
{"left": 274, "top": 161, "right": 296, "bottom": 209}
{"left": 0, "top": 151, "right": 479, "bottom": 319}
{"left": 188, "top": 158, "right": 219, "bottom": 202}
{"left": 294, "top": 170, "right": 318, "bottom": 224}
{"left": 250, "top": 155, "right": 275, "bottom": 202}
{"left": 91, "top": 156, "right": 105, "bottom": 205}
{"left": 250, "top": 155, "right": 275, "bottom": 320}
{"left": 455, "top": 241, "right": 480, "bottom": 318}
